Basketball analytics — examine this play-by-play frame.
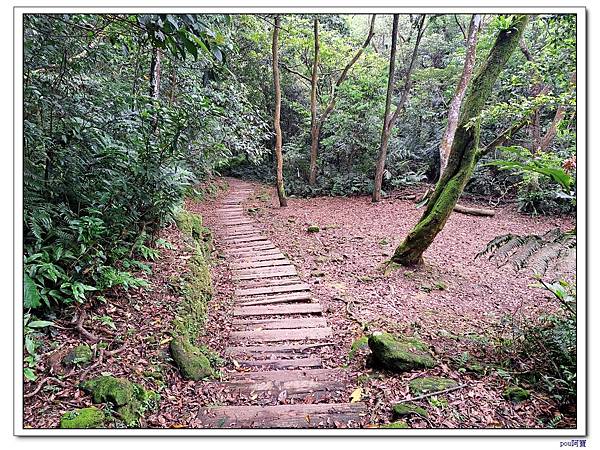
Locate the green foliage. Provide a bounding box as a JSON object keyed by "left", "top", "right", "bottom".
{"left": 23, "top": 14, "right": 268, "bottom": 313}
{"left": 477, "top": 228, "right": 576, "bottom": 275}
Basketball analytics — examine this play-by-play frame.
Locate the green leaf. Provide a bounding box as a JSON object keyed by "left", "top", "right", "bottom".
{"left": 24, "top": 367, "right": 37, "bottom": 382}
{"left": 24, "top": 274, "right": 41, "bottom": 309}
{"left": 27, "top": 320, "right": 54, "bottom": 328}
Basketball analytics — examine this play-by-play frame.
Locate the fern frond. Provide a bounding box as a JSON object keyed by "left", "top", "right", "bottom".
{"left": 479, "top": 228, "right": 576, "bottom": 276}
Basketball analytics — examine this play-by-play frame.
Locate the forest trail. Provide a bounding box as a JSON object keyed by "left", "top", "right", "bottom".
{"left": 197, "top": 180, "right": 366, "bottom": 428}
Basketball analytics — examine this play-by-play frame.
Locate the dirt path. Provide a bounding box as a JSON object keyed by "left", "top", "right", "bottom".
{"left": 197, "top": 180, "right": 365, "bottom": 428}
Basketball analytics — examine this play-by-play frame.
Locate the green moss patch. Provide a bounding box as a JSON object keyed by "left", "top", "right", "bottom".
{"left": 81, "top": 375, "right": 159, "bottom": 427}
{"left": 62, "top": 344, "right": 93, "bottom": 366}
{"left": 60, "top": 406, "right": 105, "bottom": 429}
{"left": 307, "top": 225, "right": 320, "bottom": 233}
{"left": 380, "top": 421, "right": 409, "bottom": 429}
{"left": 393, "top": 402, "right": 428, "bottom": 418}
{"left": 503, "top": 386, "right": 530, "bottom": 402}
{"left": 169, "top": 336, "right": 213, "bottom": 380}
{"left": 368, "top": 332, "right": 436, "bottom": 372}
{"left": 409, "top": 377, "right": 458, "bottom": 395}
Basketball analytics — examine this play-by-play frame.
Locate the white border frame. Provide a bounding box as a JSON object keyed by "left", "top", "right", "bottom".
{"left": 13, "top": 2, "right": 587, "bottom": 437}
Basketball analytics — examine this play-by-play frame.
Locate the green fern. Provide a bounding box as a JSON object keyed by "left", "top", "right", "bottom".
{"left": 476, "top": 228, "right": 575, "bottom": 275}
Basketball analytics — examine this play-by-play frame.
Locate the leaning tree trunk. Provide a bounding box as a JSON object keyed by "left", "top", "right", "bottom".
{"left": 372, "top": 15, "right": 400, "bottom": 202}
{"left": 391, "top": 15, "right": 528, "bottom": 266}
{"left": 439, "top": 14, "right": 481, "bottom": 177}
{"left": 372, "top": 15, "right": 425, "bottom": 202}
{"left": 272, "top": 15, "right": 287, "bottom": 207}
{"left": 308, "top": 18, "right": 320, "bottom": 186}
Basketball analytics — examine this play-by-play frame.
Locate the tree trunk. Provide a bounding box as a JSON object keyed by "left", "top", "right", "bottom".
{"left": 308, "top": 14, "right": 376, "bottom": 185}
{"left": 439, "top": 14, "right": 481, "bottom": 177}
{"left": 391, "top": 15, "right": 528, "bottom": 266}
{"left": 272, "top": 15, "right": 287, "bottom": 207}
{"left": 308, "top": 18, "right": 320, "bottom": 186}
{"left": 537, "top": 71, "right": 576, "bottom": 152}
{"left": 149, "top": 46, "right": 161, "bottom": 131}
{"left": 372, "top": 14, "right": 400, "bottom": 203}
{"left": 372, "top": 15, "right": 426, "bottom": 202}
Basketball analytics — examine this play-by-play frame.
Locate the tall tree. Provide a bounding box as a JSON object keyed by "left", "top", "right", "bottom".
{"left": 391, "top": 15, "right": 529, "bottom": 266}
{"left": 372, "top": 15, "right": 426, "bottom": 202}
{"left": 438, "top": 14, "right": 482, "bottom": 176}
{"left": 149, "top": 46, "right": 161, "bottom": 131}
{"left": 308, "top": 17, "right": 320, "bottom": 186}
{"left": 308, "top": 14, "right": 377, "bottom": 186}
{"left": 272, "top": 15, "right": 288, "bottom": 207}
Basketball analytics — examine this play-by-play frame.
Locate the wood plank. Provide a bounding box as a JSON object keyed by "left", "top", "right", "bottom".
{"left": 226, "top": 243, "right": 277, "bottom": 253}
{"left": 198, "top": 403, "right": 366, "bottom": 428}
{"left": 231, "top": 259, "right": 290, "bottom": 270}
{"left": 223, "top": 379, "right": 343, "bottom": 394}
{"left": 233, "top": 253, "right": 286, "bottom": 263}
{"left": 232, "top": 317, "right": 327, "bottom": 330}
{"left": 235, "top": 283, "right": 310, "bottom": 297}
{"left": 233, "top": 357, "right": 322, "bottom": 369}
{"left": 227, "top": 239, "right": 272, "bottom": 248}
{"left": 233, "top": 303, "right": 322, "bottom": 317}
{"left": 234, "top": 264, "right": 295, "bottom": 275}
{"left": 236, "top": 277, "right": 302, "bottom": 289}
{"left": 225, "top": 343, "right": 334, "bottom": 357}
{"left": 225, "top": 367, "right": 341, "bottom": 381}
{"left": 229, "top": 327, "right": 332, "bottom": 343}
{"left": 237, "top": 292, "right": 312, "bottom": 306}
{"left": 233, "top": 267, "right": 297, "bottom": 281}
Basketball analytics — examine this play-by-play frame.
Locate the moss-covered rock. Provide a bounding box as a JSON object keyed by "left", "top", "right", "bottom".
{"left": 307, "top": 225, "right": 320, "bottom": 233}
{"left": 170, "top": 336, "right": 213, "bottom": 380}
{"left": 503, "top": 386, "right": 530, "bottom": 402}
{"left": 409, "top": 377, "right": 458, "bottom": 395}
{"left": 392, "top": 402, "right": 428, "bottom": 418}
{"left": 368, "top": 332, "right": 436, "bottom": 372}
{"left": 60, "top": 407, "right": 105, "bottom": 429}
{"left": 380, "top": 421, "right": 409, "bottom": 429}
{"left": 62, "top": 344, "right": 93, "bottom": 366}
{"left": 81, "top": 376, "right": 134, "bottom": 406}
{"left": 80, "top": 375, "right": 159, "bottom": 427}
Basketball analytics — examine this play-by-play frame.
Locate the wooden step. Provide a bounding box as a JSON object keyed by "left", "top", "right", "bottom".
{"left": 225, "top": 343, "right": 335, "bottom": 357}
{"left": 198, "top": 403, "right": 366, "bottom": 428}
{"left": 233, "top": 303, "right": 322, "bottom": 317}
{"left": 232, "top": 317, "right": 327, "bottom": 330}
{"left": 225, "top": 368, "right": 341, "bottom": 382}
{"left": 229, "top": 327, "right": 332, "bottom": 343}
{"left": 226, "top": 243, "right": 277, "bottom": 254}
{"left": 234, "top": 264, "right": 295, "bottom": 276}
{"left": 233, "top": 267, "right": 297, "bottom": 281}
{"left": 237, "top": 292, "right": 312, "bottom": 306}
{"left": 233, "top": 357, "right": 322, "bottom": 369}
{"left": 231, "top": 259, "right": 291, "bottom": 270}
{"left": 232, "top": 251, "right": 285, "bottom": 262}
{"left": 235, "top": 283, "right": 310, "bottom": 297}
{"left": 221, "top": 379, "right": 344, "bottom": 397}
{"left": 227, "top": 238, "right": 271, "bottom": 247}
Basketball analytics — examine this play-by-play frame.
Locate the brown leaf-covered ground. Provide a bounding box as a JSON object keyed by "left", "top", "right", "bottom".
{"left": 23, "top": 178, "right": 576, "bottom": 430}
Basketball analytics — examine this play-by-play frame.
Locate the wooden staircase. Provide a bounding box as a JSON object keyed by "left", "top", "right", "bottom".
{"left": 197, "top": 181, "right": 366, "bottom": 428}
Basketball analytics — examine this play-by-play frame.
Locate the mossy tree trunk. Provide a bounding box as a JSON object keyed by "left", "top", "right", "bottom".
{"left": 272, "top": 15, "right": 287, "bottom": 207}
{"left": 391, "top": 15, "right": 528, "bottom": 266}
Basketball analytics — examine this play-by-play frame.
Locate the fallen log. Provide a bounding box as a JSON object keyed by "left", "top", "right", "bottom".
{"left": 453, "top": 204, "right": 495, "bottom": 217}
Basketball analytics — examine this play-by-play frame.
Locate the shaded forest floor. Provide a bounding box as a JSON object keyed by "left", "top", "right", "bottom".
{"left": 23, "top": 178, "right": 576, "bottom": 429}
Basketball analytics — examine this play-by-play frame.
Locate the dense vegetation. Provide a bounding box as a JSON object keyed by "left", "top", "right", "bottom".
{"left": 22, "top": 13, "right": 577, "bottom": 428}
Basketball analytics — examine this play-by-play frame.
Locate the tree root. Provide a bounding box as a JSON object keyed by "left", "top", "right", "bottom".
{"left": 74, "top": 310, "right": 100, "bottom": 343}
